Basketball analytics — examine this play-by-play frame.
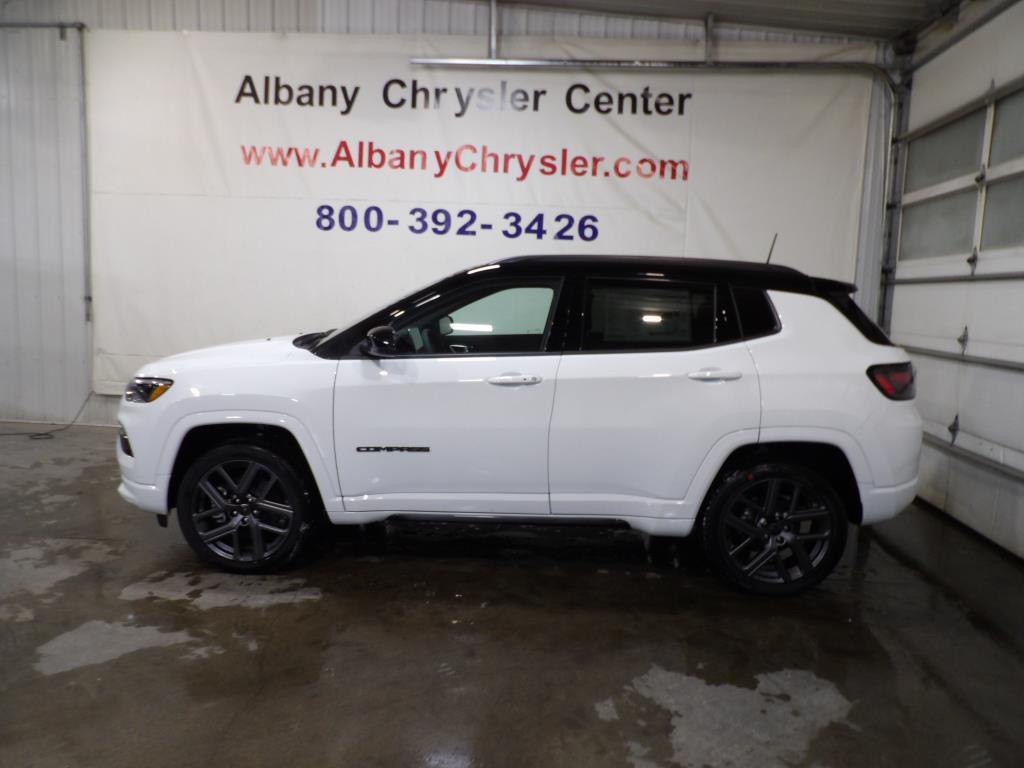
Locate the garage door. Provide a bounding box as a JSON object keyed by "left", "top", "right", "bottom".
{"left": 889, "top": 82, "right": 1024, "bottom": 557}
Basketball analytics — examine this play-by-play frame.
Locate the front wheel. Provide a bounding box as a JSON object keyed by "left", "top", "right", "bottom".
{"left": 700, "top": 463, "right": 848, "bottom": 595}
{"left": 177, "top": 443, "right": 315, "bottom": 574}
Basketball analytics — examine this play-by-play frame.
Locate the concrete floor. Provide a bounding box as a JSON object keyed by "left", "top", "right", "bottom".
{"left": 1, "top": 424, "right": 1023, "bottom": 768}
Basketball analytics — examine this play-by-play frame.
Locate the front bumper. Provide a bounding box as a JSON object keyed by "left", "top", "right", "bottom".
{"left": 117, "top": 430, "right": 168, "bottom": 515}
{"left": 117, "top": 476, "right": 167, "bottom": 515}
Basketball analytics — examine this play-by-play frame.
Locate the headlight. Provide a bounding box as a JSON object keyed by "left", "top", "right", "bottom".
{"left": 125, "top": 377, "right": 174, "bottom": 403}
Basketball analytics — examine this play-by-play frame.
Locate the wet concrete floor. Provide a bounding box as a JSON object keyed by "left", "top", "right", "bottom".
{"left": 1, "top": 423, "right": 1023, "bottom": 767}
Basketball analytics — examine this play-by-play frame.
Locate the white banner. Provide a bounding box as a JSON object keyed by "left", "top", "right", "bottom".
{"left": 87, "top": 31, "right": 872, "bottom": 393}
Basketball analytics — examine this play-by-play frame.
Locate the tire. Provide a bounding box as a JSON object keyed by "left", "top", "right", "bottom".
{"left": 700, "top": 463, "right": 848, "bottom": 596}
{"left": 177, "top": 442, "right": 315, "bottom": 574}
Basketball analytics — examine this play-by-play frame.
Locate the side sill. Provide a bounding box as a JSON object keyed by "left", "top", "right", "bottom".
{"left": 323, "top": 509, "right": 696, "bottom": 538}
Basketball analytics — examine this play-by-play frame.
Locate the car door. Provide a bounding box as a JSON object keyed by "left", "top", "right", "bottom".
{"left": 334, "top": 275, "right": 565, "bottom": 515}
{"left": 548, "top": 276, "right": 760, "bottom": 520}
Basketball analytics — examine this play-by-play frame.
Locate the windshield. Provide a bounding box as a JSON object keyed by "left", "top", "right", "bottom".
{"left": 309, "top": 281, "right": 454, "bottom": 356}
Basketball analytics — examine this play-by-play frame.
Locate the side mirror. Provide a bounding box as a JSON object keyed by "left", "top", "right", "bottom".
{"left": 362, "top": 325, "right": 397, "bottom": 357}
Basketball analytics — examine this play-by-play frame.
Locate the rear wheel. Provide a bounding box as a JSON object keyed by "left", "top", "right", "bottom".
{"left": 177, "top": 443, "right": 314, "bottom": 573}
{"left": 700, "top": 463, "right": 847, "bottom": 595}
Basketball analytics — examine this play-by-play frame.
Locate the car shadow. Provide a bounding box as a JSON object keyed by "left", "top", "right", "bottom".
{"left": 313, "top": 518, "right": 710, "bottom": 575}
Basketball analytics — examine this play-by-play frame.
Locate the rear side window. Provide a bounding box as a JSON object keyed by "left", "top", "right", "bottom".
{"left": 581, "top": 280, "right": 717, "bottom": 351}
{"left": 731, "top": 286, "right": 780, "bottom": 338}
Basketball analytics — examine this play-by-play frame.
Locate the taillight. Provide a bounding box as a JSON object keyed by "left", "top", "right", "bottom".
{"left": 867, "top": 363, "right": 915, "bottom": 400}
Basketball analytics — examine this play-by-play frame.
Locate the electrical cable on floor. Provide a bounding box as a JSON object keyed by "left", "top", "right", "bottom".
{"left": 0, "top": 393, "right": 93, "bottom": 439}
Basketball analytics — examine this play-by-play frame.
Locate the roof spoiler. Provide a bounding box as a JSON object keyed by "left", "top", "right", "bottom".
{"left": 811, "top": 277, "right": 857, "bottom": 295}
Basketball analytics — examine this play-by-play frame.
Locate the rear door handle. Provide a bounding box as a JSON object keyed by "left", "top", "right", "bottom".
{"left": 687, "top": 369, "right": 743, "bottom": 382}
{"left": 487, "top": 374, "right": 542, "bottom": 386}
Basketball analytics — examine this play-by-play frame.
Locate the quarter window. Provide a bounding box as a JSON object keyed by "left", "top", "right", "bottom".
{"left": 581, "top": 280, "right": 717, "bottom": 351}
{"left": 731, "top": 286, "right": 780, "bottom": 338}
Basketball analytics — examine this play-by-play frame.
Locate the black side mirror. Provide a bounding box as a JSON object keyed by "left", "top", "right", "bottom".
{"left": 362, "top": 325, "right": 397, "bottom": 357}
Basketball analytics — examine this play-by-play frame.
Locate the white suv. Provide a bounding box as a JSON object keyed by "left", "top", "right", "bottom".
{"left": 117, "top": 256, "right": 921, "bottom": 594}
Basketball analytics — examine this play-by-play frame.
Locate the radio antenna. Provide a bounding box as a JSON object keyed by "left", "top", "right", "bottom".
{"left": 766, "top": 232, "right": 778, "bottom": 265}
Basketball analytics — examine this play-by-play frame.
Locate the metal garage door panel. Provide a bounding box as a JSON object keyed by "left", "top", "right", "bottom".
{"left": 893, "top": 252, "right": 975, "bottom": 282}
{"left": 890, "top": 283, "right": 968, "bottom": 353}
{"left": 946, "top": 455, "right": 1000, "bottom": 534}
{"left": 953, "top": 427, "right": 1024, "bottom": 476}
{"left": 917, "top": 443, "right": 951, "bottom": 509}
{"left": 957, "top": 363, "right": 1024, "bottom": 459}
{"left": 894, "top": 244, "right": 1024, "bottom": 282}
{"left": 973, "top": 245, "right": 1024, "bottom": 278}
{"left": 908, "top": 354, "right": 960, "bottom": 439}
{"left": 964, "top": 279, "right": 1024, "bottom": 364}
{"left": 944, "top": 454, "right": 1024, "bottom": 558}
{"left": 987, "top": 475, "right": 1024, "bottom": 558}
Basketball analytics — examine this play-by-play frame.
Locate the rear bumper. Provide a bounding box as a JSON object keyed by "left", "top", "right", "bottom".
{"left": 859, "top": 476, "right": 918, "bottom": 525}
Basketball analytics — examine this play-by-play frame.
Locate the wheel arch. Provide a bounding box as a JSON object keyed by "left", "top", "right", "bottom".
{"left": 704, "top": 441, "right": 864, "bottom": 525}
{"left": 166, "top": 421, "right": 330, "bottom": 513}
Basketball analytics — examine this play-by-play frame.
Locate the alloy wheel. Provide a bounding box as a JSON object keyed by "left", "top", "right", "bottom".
{"left": 719, "top": 476, "right": 835, "bottom": 585}
{"left": 190, "top": 459, "right": 296, "bottom": 563}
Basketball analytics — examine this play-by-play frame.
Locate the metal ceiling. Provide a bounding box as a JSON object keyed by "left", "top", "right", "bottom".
{"left": 504, "top": 0, "right": 956, "bottom": 39}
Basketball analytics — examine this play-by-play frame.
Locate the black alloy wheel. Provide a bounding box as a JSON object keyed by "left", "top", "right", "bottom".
{"left": 701, "top": 463, "right": 847, "bottom": 595}
{"left": 177, "top": 443, "right": 314, "bottom": 573}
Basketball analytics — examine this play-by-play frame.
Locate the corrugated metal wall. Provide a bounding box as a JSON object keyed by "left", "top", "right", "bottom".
{"left": 0, "top": 0, "right": 880, "bottom": 425}
{"left": 2, "top": 0, "right": 703, "bottom": 38}
{"left": 2, "top": 0, "right": 868, "bottom": 41}
{"left": 0, "top": 26, "right": 90, "bottom": 423}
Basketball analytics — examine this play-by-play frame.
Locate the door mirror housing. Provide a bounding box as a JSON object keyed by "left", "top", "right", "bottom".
{"left": 362, "top": 325, "right": 398, "bottom": 357}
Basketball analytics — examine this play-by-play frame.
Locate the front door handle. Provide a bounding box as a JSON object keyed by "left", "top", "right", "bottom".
{"left": 487, "top": 374, "right": 542, "bottom": 386}
{"left": 687, "top": 369, "right": 743, "bottom": 382}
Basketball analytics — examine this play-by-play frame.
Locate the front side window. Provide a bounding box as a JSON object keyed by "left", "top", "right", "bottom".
{"left": 581, "top": 280, "right": 717, "bottom": 351}
{"left": 395, "top": 282, "right": 558, "bottom": 355}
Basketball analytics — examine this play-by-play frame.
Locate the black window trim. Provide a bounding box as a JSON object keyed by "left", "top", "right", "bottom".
{"left": 304, "top": 258, "right": 863, "bottom": 360}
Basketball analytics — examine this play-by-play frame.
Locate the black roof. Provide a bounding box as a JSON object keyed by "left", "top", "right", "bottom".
{"left": 493, "top": 254, "right": 855, "bottom": 295}
{"left": 307, "top": 253, "right": 863, "bottom": 358}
